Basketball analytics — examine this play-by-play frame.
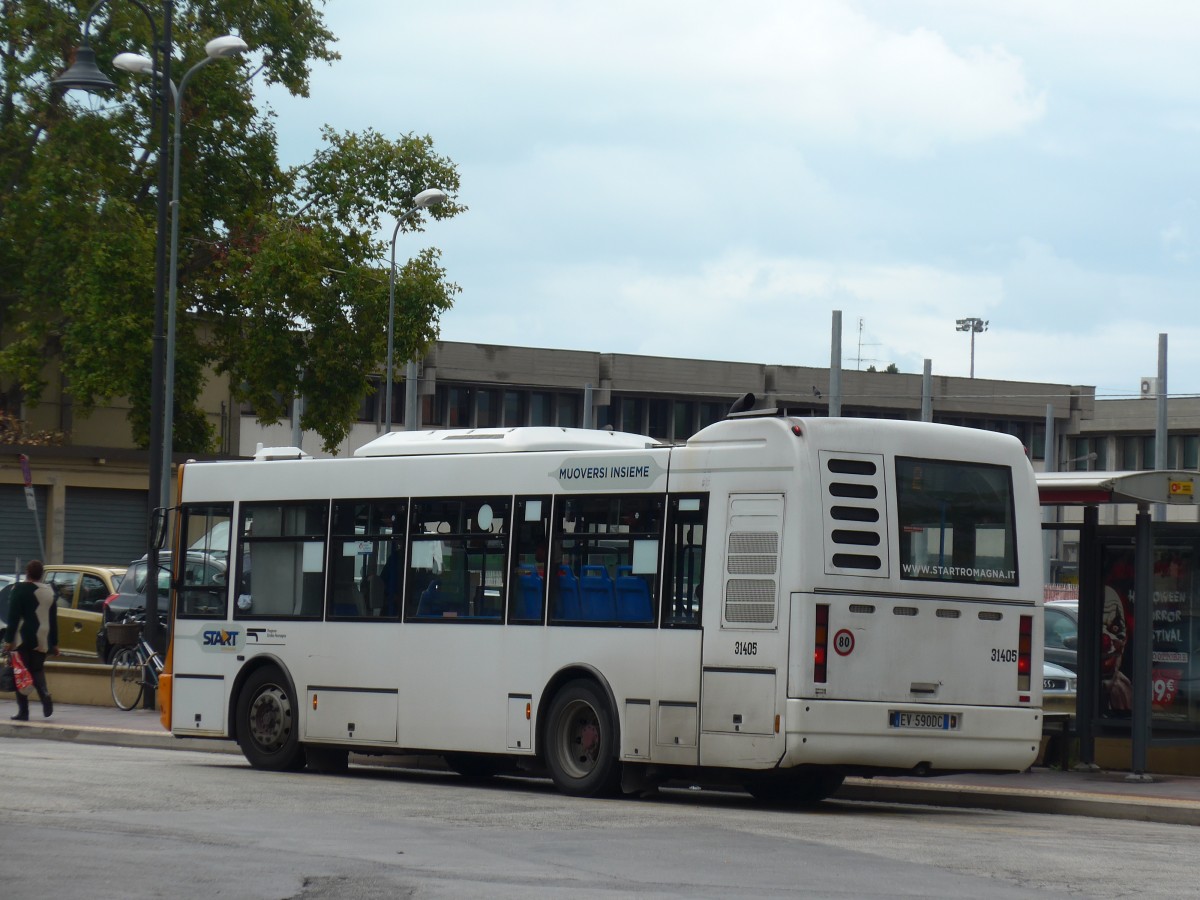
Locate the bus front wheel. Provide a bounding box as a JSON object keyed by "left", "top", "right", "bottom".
{"left": 236, "top": 667, "right": 305, "bottom": 771}
{"left": 544, "top": 680, "right": 621, "bottom": 797}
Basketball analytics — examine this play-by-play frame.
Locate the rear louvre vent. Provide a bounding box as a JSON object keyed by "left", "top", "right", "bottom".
{"left": 724, "top": 579, "right": 777, "bottom": 624}
{"left": 849, "top": 603, "right": 876, "bottom": 614}
{"left": 722, "top": 494, "right": 783, "bottom": 629}
{"left": 820, "top": 451, "right": 888, "bottom": 578}
{"left": 936, "top": 608, "right": 961, "bottom": 619}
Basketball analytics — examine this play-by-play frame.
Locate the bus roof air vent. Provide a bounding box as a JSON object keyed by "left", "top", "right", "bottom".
{"left": 253, "top": 443, "right": 312, "bottom": 461}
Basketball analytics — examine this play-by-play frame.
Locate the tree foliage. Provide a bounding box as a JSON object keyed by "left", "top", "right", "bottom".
{"left": 0, "top": 1, "right": 463, "bottom": 454}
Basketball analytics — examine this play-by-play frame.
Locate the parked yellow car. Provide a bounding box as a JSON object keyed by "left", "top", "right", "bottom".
{"left": 0, "top": 565, "right": 126, "bottom": 660}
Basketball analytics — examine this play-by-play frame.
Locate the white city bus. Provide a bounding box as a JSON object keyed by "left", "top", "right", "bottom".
{"left": 158, "top": 410, "right": 1044, "bottom": 802}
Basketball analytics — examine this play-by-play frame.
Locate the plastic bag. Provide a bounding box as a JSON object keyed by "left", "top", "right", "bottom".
{"left": 10, "top": 651, "right": 33, "bottom": 696}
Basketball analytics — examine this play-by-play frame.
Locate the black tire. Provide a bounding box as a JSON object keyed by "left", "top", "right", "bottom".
{"left": 236, "top": 666, "right": 305, "bottom": 771}
{"left": 111, "top": 647, "right": 143, "bottom": 710}
{"left": 745, "top": 770, "right": 845, "bottom": 805}
{"left": 543, "top": 679, "right": 621, "bottom": 797}
{"left": 305, "top": 747, "right": 349, "bottom": 774}
{"left": 444, "top": 753, "right": 504, "bottom": 780}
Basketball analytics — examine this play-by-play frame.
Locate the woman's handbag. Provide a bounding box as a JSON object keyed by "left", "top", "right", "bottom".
{"left": 10, "top": 651, "right": 33, "bottom": 696}
{"left": 0, "top": 652, "right": 14, "bottom": 693}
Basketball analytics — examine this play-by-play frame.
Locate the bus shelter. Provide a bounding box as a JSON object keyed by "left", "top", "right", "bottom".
{"left": 1038, "top": 470, "right": 1200, "bottom": 777}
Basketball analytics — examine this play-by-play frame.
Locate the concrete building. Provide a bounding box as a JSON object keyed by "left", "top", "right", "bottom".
{"left": 3, "top": 339, "right": 1198, "bottom": 570}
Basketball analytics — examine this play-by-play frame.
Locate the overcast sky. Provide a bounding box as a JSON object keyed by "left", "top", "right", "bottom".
{"left": 258, "top": 0, "right": 1199, "bottom": 398}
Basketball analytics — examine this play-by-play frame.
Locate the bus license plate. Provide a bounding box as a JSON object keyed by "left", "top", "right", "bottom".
{"left": 889, "top": 711, "right": 960, "bottom": 731}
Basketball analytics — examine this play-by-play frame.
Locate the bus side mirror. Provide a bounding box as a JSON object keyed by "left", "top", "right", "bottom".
{"left": 150, "top": 508, "right": 169, "bottom": 550}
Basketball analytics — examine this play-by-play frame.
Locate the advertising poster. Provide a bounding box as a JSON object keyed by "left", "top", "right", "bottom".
{"left": 1099, "top": 545, "right": 1197, "bottom": 724}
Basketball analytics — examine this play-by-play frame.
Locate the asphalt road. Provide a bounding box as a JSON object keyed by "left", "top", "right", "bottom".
{"left": 2, "top": 737, "right": 1196, "bottom": 899}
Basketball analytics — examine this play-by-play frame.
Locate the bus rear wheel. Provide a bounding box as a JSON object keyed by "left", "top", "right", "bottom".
{"left": 745, "top": 770, "right": 845, "bottom": 805}
{"left": 544, "top": 680, "right": 621, "bottom": 797}
{"left": 237, "top": 667, "right": 305, "bottom": 771}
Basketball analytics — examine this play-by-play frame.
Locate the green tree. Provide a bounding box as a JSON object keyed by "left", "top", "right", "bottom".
{"left": 0, "top": 1, "right": 463, "bottom": 454}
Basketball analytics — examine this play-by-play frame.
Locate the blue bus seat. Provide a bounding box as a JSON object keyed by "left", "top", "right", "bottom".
{"left": 616, "top": 572, "right": 653, "bottom": 622}
{"left": 417, "top": 578, "right": 441, "bottom": 616}
{"left": 580, "top": 565, "right": 615, "bottom": 620}
{"left": 556, "top": 565, "right": 582, "bottom": 619}
{"left": 516, "top": 566, "right": 543, "bottom": 620}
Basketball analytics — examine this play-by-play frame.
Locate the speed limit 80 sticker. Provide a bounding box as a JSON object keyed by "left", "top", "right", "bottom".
{"left": 833, "top": 629, "right": 855, "bottom": 656}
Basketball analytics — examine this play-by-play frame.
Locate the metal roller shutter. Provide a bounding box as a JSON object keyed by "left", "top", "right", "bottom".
{"left": 64, "top": 487, "right": 147, "bottom": 566}
{"left": 0, "top": 484, "right": 48, "bottom": 574}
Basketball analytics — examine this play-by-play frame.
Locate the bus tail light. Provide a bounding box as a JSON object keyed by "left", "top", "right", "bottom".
{"left": 1017, "top": 614, "right": 1032, "bottom": 692}
{"left": 814, "top": 604, "right": 830, "bottom": 683}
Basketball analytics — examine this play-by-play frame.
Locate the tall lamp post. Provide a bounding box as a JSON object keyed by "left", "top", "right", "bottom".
{"left": 54, "top": 0, "right": 173, "bottom": 671}
{"left": 385, "top": 188, "right": 448, "bottom": 433}
{"left": 113, "top": 35, "right": 250, "bottom": 506}
{"left": 955, "top": 317, "right": 988, "bottom": 379}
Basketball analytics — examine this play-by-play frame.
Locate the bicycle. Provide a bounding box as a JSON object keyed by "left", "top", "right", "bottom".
{"left": 108, "top": 610, "right": 165, "bottom": 711}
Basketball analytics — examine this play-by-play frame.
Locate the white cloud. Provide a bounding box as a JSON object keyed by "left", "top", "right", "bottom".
{"left": 280, "top": 0, "right": 1045, "bottom": 158}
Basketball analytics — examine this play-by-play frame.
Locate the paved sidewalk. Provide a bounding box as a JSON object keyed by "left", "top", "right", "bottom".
{"left": 4, "top": 702, "right": 1200, "bottom": 825}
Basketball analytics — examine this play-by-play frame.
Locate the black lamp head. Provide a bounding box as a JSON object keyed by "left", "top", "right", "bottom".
{"left": 53, "top": 45, "right": 117, "bottom": 93}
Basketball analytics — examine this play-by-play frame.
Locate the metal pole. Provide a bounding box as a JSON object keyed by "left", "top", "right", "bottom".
{"left": 1075, "top": 504, "right": 1099, "bottom": 769}
{"left": 143, "top": 0, "right": 174, "bottom": 704}
{"left": 969, "top": 329, "right": 976, "bottom": 379}
{"left": 1043, "top": 404, "right": 1057, "bottom": 586}
{"left": 1154, "top": 333, "right": 1168, "bottom": 521}
{"left": 162, "top": 55, "right": 221, "bottom": 510}
{"left": 828, "top": 310, "right": 842, "bottom": 416}
{"left": 920, "top": 359, "right": 932, "bottom": 422}
{"left": 404, "top": 359, "right": 419, "bottom": 431}
{"left": 1129, "top": 504, "right": 1154, "bottom": 780}
{"left": 384, "top": 217, "right": 405, "bottom": 433}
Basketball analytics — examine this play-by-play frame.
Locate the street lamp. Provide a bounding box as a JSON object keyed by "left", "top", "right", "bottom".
{"left": 114, "top": 35, "right": 250, "bottom": 507}
{"left": 955, "top": 317, "right": 988, "bottom": 379}
{"left": 385, "top": 188, "right": 448, "bottom": 433}
{"left": 54, "top": 0, "right": 173, "bottom": 672}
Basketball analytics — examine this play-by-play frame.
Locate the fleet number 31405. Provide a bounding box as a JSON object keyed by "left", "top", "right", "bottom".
{"left": 991, "top": 648, "right": 1018, "bottom": 662}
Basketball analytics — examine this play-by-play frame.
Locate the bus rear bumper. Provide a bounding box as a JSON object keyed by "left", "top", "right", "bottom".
{"left": 780, "top": 698, "right": 1042, "bottom": 774}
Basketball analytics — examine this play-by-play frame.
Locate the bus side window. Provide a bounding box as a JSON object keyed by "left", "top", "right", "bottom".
{"left": 509, "top": 496, "right": 550, "bottom": 624}
{"left": 327, "top": 499, "right": 406, "bottom": 619}
{"left": 549, "top": 493, "right": 662, "bottom": 625}
{"left": 406, "top": 497, "right": 509, "bottom": 623}
{"left": 663, "top": 494, "right": 707, "bottom": 626}
{"left": 177, "top": 504, "right": 233, "bottom": 618}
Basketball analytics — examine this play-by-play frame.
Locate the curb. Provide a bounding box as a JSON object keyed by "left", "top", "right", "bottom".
{"left": 0, "top": 720, "right": 239, "bottom": 755}
{"left": 838, "top": 779, "right": 1200, "bottom": 827}
{"left": 5, "top": 720, "right": 1200, "bottom": 826}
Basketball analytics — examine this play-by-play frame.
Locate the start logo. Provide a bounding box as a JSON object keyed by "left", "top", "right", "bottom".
{"left": 201, "top": 628, "right": 240, "bottom": 650}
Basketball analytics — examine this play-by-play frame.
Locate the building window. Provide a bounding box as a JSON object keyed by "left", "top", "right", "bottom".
{"left": 503, "top": 390, "right": 526, "bottom": 426}
{"left": 530, "top": 392, "right": 553, "bottom": 426}
{"left": 1140, "top": 435, "right": 1156, "bottom": 470}
{"left": 647, "top": 399, "right": 671, "bottom": 441}
{"left": 557, "top": 393, "right": 579, "bottom": 428}
{"left": 673, "top": 401, "right": 694, "bottom": 441}
{"left": 621, "top": 397, "right": 644, "bottom": 434}
{"left": 699, "top": 402, "right": 726, "bottom": 430}
{"left": 446, "top": 386, "right": 472, "bottom": 428}
{"left": 476, "top": 389, "right": 500, "bottom": 428}
{"left": 357, "top": 378, "right": 380, "bottom": 424}
{"left": 1118, "top": 435, "right": 1139, "bottom": 469}
{"left": 1184, "top": 436, "right": 1199, "bottom": 470}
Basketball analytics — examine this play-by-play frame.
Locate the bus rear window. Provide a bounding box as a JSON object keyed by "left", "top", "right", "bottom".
{"left": 896, "top": 458, "right": 1017, "bottom": 586}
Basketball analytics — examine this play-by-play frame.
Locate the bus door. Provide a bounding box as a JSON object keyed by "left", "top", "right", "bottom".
{"left": 699, "top": 492, "right": 785, "bottom": 767}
